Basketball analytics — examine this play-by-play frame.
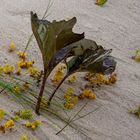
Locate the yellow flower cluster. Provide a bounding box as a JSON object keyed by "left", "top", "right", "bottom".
{"left": 79, "top": 89, "right": 96, "bottom": 100}
{"left": 18, "top": 59, "right": 34, "bottom": 69}
{"left": 108, "top": 73, "right": 117, "bottom": 84}
{"left": 85, "top": 72, "right": 117, "bottom": 86}
{"left": 18, "top": 51, "right": 28, "bottom": 59}
{"left": 132, "top": 49, "right": 140, "bottom": 62}
{"left": 28, "top": 67, "right": 39, "bottom": 78}
{"left": 3, "top": 64, "right": 14, "bottom": 74}
{"left": 68, "top": 74, "right": 77, "bottom": 83}
{"left": 4, "top": 119, "right": 15, "bottom": 129}
{"left": 64, "top": 87, "right": 79, "bottom": 109}
{"left": 17, "top": 51, "right": 39, "bottom": 78}
{"left": 9, "top": 42, "right": 16, "bottom": 52}
{"left": 25, "top": 120, "right": 41, "bottom": 130}
{"left": 14, "top": 86, "right": 21, "bottom": 94}
{"left": 85, "top": 73, "right": 106, "bottom": 85}
{"left": 52, "top": 64, "right": 66, "bottom": 86}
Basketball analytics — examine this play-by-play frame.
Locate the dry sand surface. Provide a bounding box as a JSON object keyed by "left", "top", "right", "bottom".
{"left": 0, "top": 0, "right": 140, "bottom": 140}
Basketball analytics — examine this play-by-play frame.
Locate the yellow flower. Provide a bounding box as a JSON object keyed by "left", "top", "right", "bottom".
{"left": 32, "top": 120, "right": 41, "bottom": 127}
{"left": 65, "top": 87, "right": 75, "bottom": 96}
{"left": 79, "top": 89, "right": 96, "bottom": 100}
{"left": 4, "top": 119, "right": 15, "bottom": 129}
{"left": 25, "top": 120, "right": 41, "bottom": 130}
{"left": 21, "top": 135, "right": 28, "bottom": 140}
{"left": 3, "top": 64, "right": 14, "bottom": 74}
{"left": 26, "top": 61, "right": 34, "bottom": 68}
{"left": 132, "top": 49, "right": 140, "bottom": 62}
{"left": 25, "top": 121, "right": 31, "bottom": 127}
{"left": 64, "top": 102, "right": 75, "bottom": 109}
{"left": 85, "top": 73, "right": 107, "bottom": 85}
{"left": 28, "top": 67, "right": 39, "bottom": 78}
{"left": 68, "top": 74, "right": 77, "bottom": 83}
{"left": 70, "top": 96, "right": 79, "bottom": 104}
{"left": 64, "top": 95, "right": 72, "bottom": 102}
{"left": 9, "top": 42, "right": 16, "bottom": 52}
{"left": 18, "top": 51, "right": 27, "bottom": 59}
{"left": 108, "top": 73, "right": 117, "bottom": 84}
{"left": 31, "top": 124, "right": 36, "bottom": 130}
{"left": 51, "top": 64, "right": 66, "bottom": 85}
{"left": 88, "top": 93, "right": 97, "bottom": 99}
{"left": 16, "top": 66, "right": 21, "bottom": 75}
{"left": 14, "top": 86, "right": 21, "bottom": 94}
{"left": 52, "top": 74, "right": 63, "bottom": 85}
{"left": 18, "top": 59, "right": 27, "bottom": 68}
{"left": 57, "top": 63, "right": 66, "bottom": 71}
{"left": 0, "top": 109, "right": 5, "bottom": 119}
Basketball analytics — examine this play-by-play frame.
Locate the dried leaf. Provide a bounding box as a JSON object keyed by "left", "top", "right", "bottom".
{"left": 31, "top": 12, "right": 84, "bottom": 69}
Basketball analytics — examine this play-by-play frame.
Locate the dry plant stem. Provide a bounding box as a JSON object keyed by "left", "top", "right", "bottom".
{"left": 23, "top": 34, "right": 34, "bottom": 53}
{"left": 56, "top": 102, "right": 88, "bottom": 135}
{"left": 35, "top": 69, "right": 48, "bottom": 115}
{"left": 48, "top": 74, "right": 69, "bottom": 106}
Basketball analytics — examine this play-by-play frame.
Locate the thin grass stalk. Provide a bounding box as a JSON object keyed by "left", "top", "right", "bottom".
{"left": 56, "top": 102, "right": 88, "bottom": 135}
{"left": 23, "top": 0, "right": 53, "bottom": 53}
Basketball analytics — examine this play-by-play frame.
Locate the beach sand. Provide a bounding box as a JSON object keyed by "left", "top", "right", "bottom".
{"left": 0, "top": 0, "right": 140, "bottom": 140}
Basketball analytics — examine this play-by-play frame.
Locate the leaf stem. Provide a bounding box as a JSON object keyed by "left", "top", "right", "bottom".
{"left": 47, "top": 74, "right": 69, "bottom": 106}
{"left": 35, "top": 70, "right": 47, "bottom": 115}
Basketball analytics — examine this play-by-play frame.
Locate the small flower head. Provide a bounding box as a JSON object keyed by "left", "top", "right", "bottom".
{"left": 28, "top": 67, "right": 39, "bottom": 78}
{"left": 79, "top": 89, "right": 96, "bottom": 100}
{"left": 26, "top": 61, "right": 34, "bottom": 68}
{"left": 4, "top": 119, "right": 15, "bottom": 129}
{"left": 16, "top": 66, "right": 21, "bottom": 75}
{"left": 21, "top": 135, "right": 28, "bottom": 140}
{"left": 14, "top": 86, "right": 21, "bottom": 94}
{"left": 25, "top": 121, "right": 31, "bottom": 127}
{"left": 64, "top": 102, "right": 75, "bottom": 109}
{"left": 32, "top": 120, "right": 41, "bottom": 127}
{"left": 18, "top": 51, "right": 27, "bottom": 59}
{"left": 3, "top": 64, "right": 14, "bottom": 74}
{"left": 31, "top": 124, "right": 36, "bottom": 130}
{"left": 68, "top": 74, "right": 77, "bottom": 83}
{"left": 9, "top": 42, "right": 16, "bottom": 52}
{"left": 132, "top": 49, "right": 140, "bottom": 62}
{"left": 18, "top": 59, "right": 27, "bottom": 68}
{"left": 108, "top": 73, "right": 117, "bottom": 84}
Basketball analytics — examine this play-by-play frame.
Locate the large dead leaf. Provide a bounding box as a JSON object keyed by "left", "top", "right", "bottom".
{"left": 31, "top": 12, "right": 84, "bottom": 68}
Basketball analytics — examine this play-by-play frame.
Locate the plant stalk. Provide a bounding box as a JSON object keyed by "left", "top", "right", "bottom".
{"left": 35, "top": 70, "right": 48, "bottom": 115}
{"left": 48, "top": 74, "right": 69, "bottom": 106}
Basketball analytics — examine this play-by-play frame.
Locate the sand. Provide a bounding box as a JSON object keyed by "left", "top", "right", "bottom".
{"left": 0, "top": 0, "right": 140, "bottom": 140}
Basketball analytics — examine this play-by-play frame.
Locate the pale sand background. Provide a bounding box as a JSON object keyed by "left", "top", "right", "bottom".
{"left": 0, "top": 0, "right": 140, "bottom": 140}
